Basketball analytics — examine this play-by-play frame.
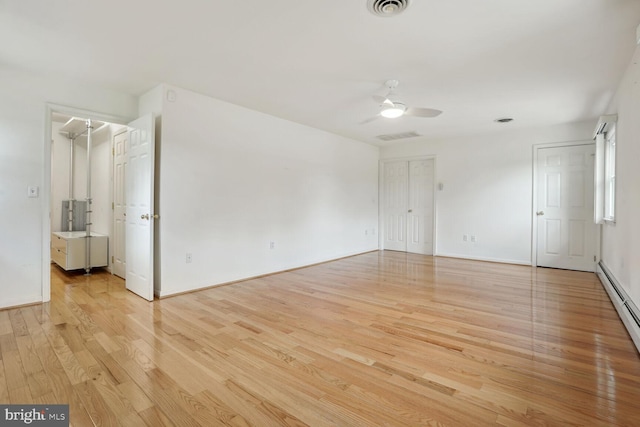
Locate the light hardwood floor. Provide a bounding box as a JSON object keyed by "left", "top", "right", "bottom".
{"left": 2, "top": 251, "right": 640, "bottom": 426}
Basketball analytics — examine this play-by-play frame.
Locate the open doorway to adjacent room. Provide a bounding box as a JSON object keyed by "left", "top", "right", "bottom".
{"left": 46, "top": 106, "right": 156, "bottom": 302}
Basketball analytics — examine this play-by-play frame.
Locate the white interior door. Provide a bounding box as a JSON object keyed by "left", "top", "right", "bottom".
{"left": 407, "top": 160, "right": 434, "bottom": 254}
{"left": 536, "top": 144, "right": 597, "bottom": 271}
{"left": 383, "top": 159, "right": 434, "bottom": 255}
{"left": 383, "top": 161, "right": 408, "bottom": 251}
{"left": 126, "top": 114, "right": 155, "bottom": 300}
{"left": 112, "top": 131, "right": 127, "bottom": 279}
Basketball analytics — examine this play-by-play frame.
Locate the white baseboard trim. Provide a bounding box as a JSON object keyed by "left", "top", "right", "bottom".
{"left": 158, "top": 248, "right": 379, "bottom": 298}
{"left": 434, "top": 252, "right": 531, "bottom": 266}
{"left": 597, "top": 262, "right": 640, "bottom": 354}
{"left": 0, "top": 294, "right": 43, "bottom": 310}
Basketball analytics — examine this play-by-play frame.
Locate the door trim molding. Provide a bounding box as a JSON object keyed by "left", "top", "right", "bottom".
{"left": 531, "top": 140, "right": 597, "bottom": 269}
{"left": 43, "top": 103, "right": 131, "bottom": 302}
{"left": 379, "top": 156, "right": 437, "bottom": 255}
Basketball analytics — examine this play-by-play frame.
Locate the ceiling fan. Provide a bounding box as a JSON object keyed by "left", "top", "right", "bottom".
{"left": 367, "top": 79, "right": 442, "bottom": 121}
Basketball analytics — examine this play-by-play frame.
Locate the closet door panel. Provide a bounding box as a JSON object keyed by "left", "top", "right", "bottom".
{"left": 382, "top": 159, "right": 434, "bottom": 255}
{"left": 383, "top": 161, "right": 408, "bottom": 251}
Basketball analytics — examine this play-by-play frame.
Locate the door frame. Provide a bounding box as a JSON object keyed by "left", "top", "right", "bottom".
{"left": 379, "top": 156, "right": 437, "bottom": 255}
{"left": 43, "top": 103, "right": 131, "bottom": 302}
{"left": 531, "top": 140, "right": 600, "bottom": 270}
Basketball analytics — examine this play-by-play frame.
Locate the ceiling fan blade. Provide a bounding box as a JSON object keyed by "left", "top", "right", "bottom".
{"left": 359, "top": 115, "right": 380, "bottom": 125}
{"left": 405, "top": 107, "right": 443, "bottom": 118}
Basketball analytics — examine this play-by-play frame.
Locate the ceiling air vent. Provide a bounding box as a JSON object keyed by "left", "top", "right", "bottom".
{"left": 376, "top": 131, "right": 421, "bottom": 142}
{"left": 367, "top": 0, "right": 411, "bottom": 17}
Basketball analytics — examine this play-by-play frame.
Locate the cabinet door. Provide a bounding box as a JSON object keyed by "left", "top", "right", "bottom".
{"left": 65, "top": 237, "right": 86, "bottom": 270}
{"left": 89, "top": 236, "right": 108, "bottom": 267}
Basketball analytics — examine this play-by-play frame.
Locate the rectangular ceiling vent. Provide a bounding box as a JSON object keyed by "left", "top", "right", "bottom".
{"left": 376, "top": 131, "right": 421, "bottom": 142}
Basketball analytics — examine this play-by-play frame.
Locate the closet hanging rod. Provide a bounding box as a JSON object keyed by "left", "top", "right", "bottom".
{"left": 59, "top": 128, "right": 89, "bottom": 139}
{"left": 59, "top": 117, "right": 105, "bottom": 136}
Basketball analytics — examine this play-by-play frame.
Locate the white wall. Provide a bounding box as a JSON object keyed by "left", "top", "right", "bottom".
{"left": 0, "top": 65, "right": 137, "bottom": 308}
{"left": 50, "top": 124, "right": 114, "bottom": 235}
{"left": 380, "top": 121, "right": 594, "bottom": 265}
{"left": 88, "top": 126, "right": 113, "bottom": 236}
{"left": 154, "top": 85, "right": 379, "bottom": 296}
{"left": 601, "top": 46, "right": 640, "bottom": 306}
{"left": 51, "top": 121, "right": 73, "bottom": 232}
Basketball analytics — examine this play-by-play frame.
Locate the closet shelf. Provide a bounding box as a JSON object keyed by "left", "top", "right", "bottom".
{"left": 59, "top": 117, "right": 106, "bottom": 136}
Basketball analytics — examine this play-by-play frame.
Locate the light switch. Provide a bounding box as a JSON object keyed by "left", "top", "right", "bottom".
{"left": 28, "top": 186, "right": 39, "bottom": 198}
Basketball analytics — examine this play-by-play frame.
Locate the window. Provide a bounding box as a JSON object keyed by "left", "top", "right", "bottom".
{"left": 603, "top": 125, "right": 616, "bottom": 221}
{"left": 594, "top": 114, "right": 617, "bottom": 224}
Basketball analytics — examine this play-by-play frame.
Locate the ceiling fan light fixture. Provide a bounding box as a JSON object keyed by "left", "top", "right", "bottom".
{"left": 380, "top": 103, "right": 406, "bottom": 118}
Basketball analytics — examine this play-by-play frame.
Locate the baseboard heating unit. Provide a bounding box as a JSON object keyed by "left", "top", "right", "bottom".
{"left": 597, "top": 261, "right": 640, "bottom": 354}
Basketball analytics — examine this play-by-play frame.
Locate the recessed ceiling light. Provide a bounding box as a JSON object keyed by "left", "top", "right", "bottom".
{"left": 494, "top": 117, "right": 514, "bottom": 123}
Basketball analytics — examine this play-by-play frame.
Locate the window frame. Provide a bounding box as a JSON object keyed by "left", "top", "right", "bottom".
{"left": 603, "top": 124, "right": 616, "bottom": 223}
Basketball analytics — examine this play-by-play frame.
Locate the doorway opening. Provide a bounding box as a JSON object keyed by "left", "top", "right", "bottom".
{"left": 50, "top": 112, "right": 127, "bottom": 277}
{"left": 45, "top": 105, "right": 156, "bottom": 302}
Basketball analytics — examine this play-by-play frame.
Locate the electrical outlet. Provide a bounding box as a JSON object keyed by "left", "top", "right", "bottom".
{"left": 470, "top": 235, "right": 476, "bottom": 243}
{"left": 269, "top": 241, "right": 275, "bottom": 250}
{"left": 463, "top": 234, "right": 468, "bottom": 242}
{"left": 365, "top": 229, "right": 368, "bottom": 235}
{"left": 186, "top": 253, "right": 192, "bottom": 263}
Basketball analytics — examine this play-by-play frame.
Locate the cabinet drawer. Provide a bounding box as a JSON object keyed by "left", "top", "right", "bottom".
{"left": 51, "top": 233, "right": 68, "bottom": 253}
{"left": 51, "top": 247, "right": 67, "bottom": 268}
{"left": 50, "top": 232, "right": 108, "bottom": 271}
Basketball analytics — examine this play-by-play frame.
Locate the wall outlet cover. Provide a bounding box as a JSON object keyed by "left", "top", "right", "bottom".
{"left": 28, "top": 186, "right": 39, "bottom": 198}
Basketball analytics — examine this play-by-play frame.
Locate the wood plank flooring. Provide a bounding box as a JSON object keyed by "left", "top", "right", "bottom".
{"left": 2, "top": 251, "right": 640, "bottom": 426}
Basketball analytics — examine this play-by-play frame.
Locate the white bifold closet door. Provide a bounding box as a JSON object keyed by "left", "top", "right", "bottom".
{"left": 383, "top": 159, "right": 434, "bottom": 255}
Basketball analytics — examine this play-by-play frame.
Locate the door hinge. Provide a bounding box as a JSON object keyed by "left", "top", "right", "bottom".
{"left": 112, "top": 147, "right": 115, "bottom": 155}
{"left": 111, "top": 256, "right": 114, "bottom": 263}
{"left": 594, "top": 255, "right": 597, "bottom": 262}
{"left": 112, "top": 202, "right": 114, "bottom": 210}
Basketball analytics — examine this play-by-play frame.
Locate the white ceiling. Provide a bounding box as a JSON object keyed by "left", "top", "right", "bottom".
{"left": 2, "top": 0, "right": 639, "bottom": 146}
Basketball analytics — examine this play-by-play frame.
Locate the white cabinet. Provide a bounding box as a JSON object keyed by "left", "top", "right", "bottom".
{"left": 51, "top": 231, "right": 108, "bottom": 271}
